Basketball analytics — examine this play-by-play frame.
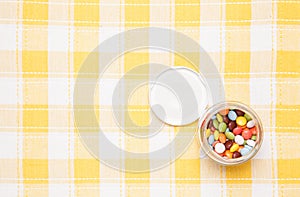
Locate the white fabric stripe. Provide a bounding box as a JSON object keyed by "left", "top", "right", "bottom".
{"left": 0, "top": 78, "right": 18, "bottom": 104}
{"left": 252, "top": 184, "right": 273, "bottom": 197}
{"left": 0, "top": 132, "right": 17, "bottom": 158}
{"left": 49, "top": 184, "right": 69, "bottom": 197}
{"left": 0, "top": 184, "right": 18, "bottom": 197}
{"left": 270, "top": 1, "right": 279, "bottom": 197}
{"left": 100, "top": 183, "right": 121, "bottom": 197}
{"left": 0, "top": 24, "right": 16, "bottom": 50}
{"left": 201, "top": 184, "right": 222, "bottom": 197}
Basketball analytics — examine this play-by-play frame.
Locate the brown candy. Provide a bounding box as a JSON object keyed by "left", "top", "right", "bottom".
{"left": 208, "top": 119, "right": 213, "bottom": 129}
{"left": 225, "top": 140, "right": 234, "bottom": 150}
{"left": 235, "top": 109, "right": 245, "bottom": 116}
{"left": 228, "top": 121, "right": 237, "bottom": 131}
{"left": 232, "top": 151, "right": 241, "bottom": 158}
{"left": 223, "top": 116, "right": 230, "bottom": 124}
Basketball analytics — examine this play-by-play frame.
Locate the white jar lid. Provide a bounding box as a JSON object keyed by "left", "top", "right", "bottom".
{"left": 149, "top": 67, "right": 212, "bottom": 126}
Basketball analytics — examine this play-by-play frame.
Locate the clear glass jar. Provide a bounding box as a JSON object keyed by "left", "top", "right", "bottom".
{"left": 198, "top": 101, "right": 263, "bottom": 165}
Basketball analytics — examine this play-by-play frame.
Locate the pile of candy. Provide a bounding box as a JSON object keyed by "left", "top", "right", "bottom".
{"left": 206, "top": 108, "right": 258, "bottom": 159}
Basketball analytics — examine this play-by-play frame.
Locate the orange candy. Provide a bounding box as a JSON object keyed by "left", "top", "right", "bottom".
{"left": 219, "top": 109, "right": 229, "bottom": 116}
{"left": 225, "top": 150, "right": 233, "bottom": 159}
{"left": 218, "top": 133, "right": 226, "bottom": 143}
{"left": 241, "top": 125, "right": 247, "bottom": 129}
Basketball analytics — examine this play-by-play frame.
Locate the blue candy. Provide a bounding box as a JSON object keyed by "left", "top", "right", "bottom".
{"left": 208, "top": 135, "right": 215, "bottom": 145}
{"left": 228, "top": 110, "right": 237, "bottom": 121}
{"left": 240, "top": 147, "right": 251, "bottom": 156}
{"left": 244, "top": 145, "right": 253, "bottom": 150}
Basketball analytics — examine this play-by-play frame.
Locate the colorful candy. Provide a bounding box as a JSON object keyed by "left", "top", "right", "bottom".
{"left": 233, "top": 127, "right": 242, "bottom": 135}
{"left": 250, "top": 127, "right": 257, "bottom": 135}
{"left": 236, "top": 116, "right": 247, "bottom": 127}
{"left": 219, "top": 109, "right": 229, "bottom": 116}
{"left": 235, "top": 109, "right": 245, "bottom": 116}
{"left": 213, "top": 119, "right": 219, "bottom": 129}
{"left": 242, "top": 128, "right": 252, "bottom": 140}
{"left": 206, "top": 129, "right": 211, "bottom": 138}
{"left": 223, "top": 116, "right": 230, "bottom": 124}
{"left": 219, "top": 122, "right": 227, "bottom": 132}
{"left": 228, "top": 121, "right": 237, "bottom": 131}
{"left": 216, "top": 114, "right": 223, "bottom": 123}
{"left": 208, "top": 135, "right": 214, "bottom": 145}
{"left": 225, "top": 131, "right": 235, "bottom": 140}
{"left": 206, "top": 108, "right": 259, "bottom": 159}
{"left": 224, "top": 150, "right": 233, "bottom": 158}
{"left": 214, "top": 130, "right": 220, "bottom": 141}
{"left": 234, "top": 135, "right": 244, "bottom": 145}
{"left": 246, "top": 139, "right": 255, "bottom": 147}
{"left": 238, "top": 145, "right": 244, "bottom": 152}
{"left": 244, "top": 113, "right": 252, "bottom": 121}
{"left": 247, "top": 120, "right": 255, "bottom": 128}
{"left": 215, "top": 143, "right": 225, "bottom": 154}
{"left": 244, "top": 145, "right": 253, "bottom": 150}
{"left": 224, "top": 140, "right": 233, "bottom": 149}
{"left": 219, "top": 133, "right": 226, "bottom": 143}
{"left": 240, "top": 147, "right": 250, "bottom": 156}
{"left": 212, "top": 140, "right": 219, "bottom": 147}
{"left": 228, "top": 111, "right": 237, "bottom": 121}
{"left": 230, "top": 143, "right": 239, "bottom": 152}
{"left": 232, "top": 151, "right": 242, "bottom": 158}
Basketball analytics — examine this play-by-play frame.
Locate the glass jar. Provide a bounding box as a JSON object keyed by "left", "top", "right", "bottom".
{"left": 198, "top": 101, "right": 263, "bottom": 165}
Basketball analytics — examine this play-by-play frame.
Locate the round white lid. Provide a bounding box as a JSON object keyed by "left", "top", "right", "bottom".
{"left": 149, "top": 67, "right": 211, "bottom": 126}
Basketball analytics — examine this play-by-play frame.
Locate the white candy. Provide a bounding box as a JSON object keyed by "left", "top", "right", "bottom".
{"left": 247, "top": 120, "right": 255, "bottom": 128}
{"left": 246, "top": 139, "right": 256, "bottom": 147}
{"left": 215, "top": 143, "right": 225, "bottom": 154}
{"left": 234, "top": 135, "right": 245, "bottom": 145}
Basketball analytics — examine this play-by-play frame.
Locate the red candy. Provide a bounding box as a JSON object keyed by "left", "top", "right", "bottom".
{"left": 250, "top": 127, "right": 257, "bottom": 135}
{"left": 233, "top": 127, "right": 243, "bottom": 135}
{"left": 242, "top": 128, "right": 252, "bottom": 140}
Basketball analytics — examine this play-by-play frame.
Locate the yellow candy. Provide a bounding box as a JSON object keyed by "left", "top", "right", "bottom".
{"left": 206, "top": 129, "right": 211, "bottom": 138}
{"left": 236, "top": 116, "right": 247, "bottom": 126}
{"left": 230, "top": 143, "right": 239, "bottom": 152}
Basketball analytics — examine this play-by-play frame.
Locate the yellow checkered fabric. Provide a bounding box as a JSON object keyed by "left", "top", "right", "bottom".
{"left": 0, "top": 0, "right": 300, "bottom": 196}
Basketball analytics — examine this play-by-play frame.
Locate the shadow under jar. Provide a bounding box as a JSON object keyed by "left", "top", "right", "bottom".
{"left": 198, "top": 101, "right": 263, "bottom": 165}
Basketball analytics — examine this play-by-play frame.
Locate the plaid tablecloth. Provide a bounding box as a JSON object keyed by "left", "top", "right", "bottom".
{"left": 0, "top": 0, "right": 300, "bottom": 196}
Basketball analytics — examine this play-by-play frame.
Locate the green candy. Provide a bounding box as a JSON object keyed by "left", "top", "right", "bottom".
{"left": 251, "top": 135, "right": 257, "bottom": 141}
{"left": 214, "top": 130, "right": 220, "bottom": 141}
{"left": 213, "top": 119, "right": 219, "bottom": 129}
{"left": 206, "top": 129, "right": 211, "bottom": 138}
{"left": 225, "top": 131, "right": 235, "bottom": 140}
{"left": 244, "top": 113, "right": 252, "bottom": 121}
{"left": 216, "top": 113, "right": 223, "bottom": 123}
{"left": 218, "top": 122, "right": 227, "bottom": 133}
